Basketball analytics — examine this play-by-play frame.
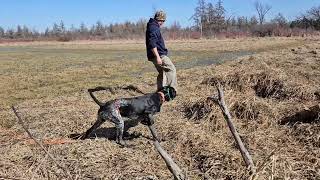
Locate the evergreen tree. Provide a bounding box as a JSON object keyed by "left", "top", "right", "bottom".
{"left": 52, "top": 23, "right": 60, "bottom": 37}
{"left": 22, "top": 25, "right": 30, "bottom": 38}
{"left": 80, "top": 22, "right": 88, "bottom": 35}
{"left": 44, "top": 27, "right": 50, "bottom": 37}
{"left": 59, "top": 20, "right": 66, "bottom": 34}
{"left": 16, "top": 25, "right": 22, "bottom": 38}
{"left": 191, "top": 0, "right": 207, "bottom": 38}
{"left": 95, "top": 21, "right": 104, "bottom": 36}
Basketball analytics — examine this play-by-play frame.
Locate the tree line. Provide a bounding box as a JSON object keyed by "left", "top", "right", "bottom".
{"left": 0, "top": 0, "right": 319, "bottom": 41}
{"left": 191, "top": 0, "right": 320, "bottom": 38}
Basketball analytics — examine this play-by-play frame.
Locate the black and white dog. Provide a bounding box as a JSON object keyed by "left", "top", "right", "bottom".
{"left": 80, "top": 86, "right": 176, "bottom": 146}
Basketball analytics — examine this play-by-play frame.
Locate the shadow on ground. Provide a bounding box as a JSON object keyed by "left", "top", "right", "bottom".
{"left": 69, "top": 118, "right": 146, "bottom": 141}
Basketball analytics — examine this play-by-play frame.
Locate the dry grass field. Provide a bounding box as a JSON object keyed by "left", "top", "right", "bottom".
{"left": 0, "top": 37, "right": 319, "bottom": 179}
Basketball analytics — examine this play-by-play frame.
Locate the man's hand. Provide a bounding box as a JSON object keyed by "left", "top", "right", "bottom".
{"left": 156, "top": 56, "right": 162, "bottom": 65}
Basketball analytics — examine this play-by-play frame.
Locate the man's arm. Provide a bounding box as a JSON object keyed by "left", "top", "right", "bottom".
{"left": 148, "top": 30, "right": 162, "bottom": 65}
{"left": 151, "top": 47, "right": 162, "bottom": 65}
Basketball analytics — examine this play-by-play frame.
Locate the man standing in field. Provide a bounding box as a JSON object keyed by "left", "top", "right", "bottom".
{"left": 146, "top": 10, "right": 177, "bottom": 92}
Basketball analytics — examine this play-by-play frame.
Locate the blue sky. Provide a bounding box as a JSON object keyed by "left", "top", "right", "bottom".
{"left": 0, "top": 0, "right": 319, "bottom": 31}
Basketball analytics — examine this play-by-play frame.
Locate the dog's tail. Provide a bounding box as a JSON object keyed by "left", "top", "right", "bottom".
{"left": 88, "top": 87, "right": 107, "bottom": 107}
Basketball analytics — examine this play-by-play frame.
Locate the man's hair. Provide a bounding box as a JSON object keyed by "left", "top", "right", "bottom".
{"left": 154, "top": 10, "right": 166, "bottom": 21}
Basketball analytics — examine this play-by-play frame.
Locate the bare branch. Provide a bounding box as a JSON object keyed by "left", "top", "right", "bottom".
{"left": 208, "top": 83, "right": 256, "bottom": 174}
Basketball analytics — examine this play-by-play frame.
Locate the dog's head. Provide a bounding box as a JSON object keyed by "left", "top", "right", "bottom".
{"left": 159, "top": 86, "right": 176, "bottom": 101}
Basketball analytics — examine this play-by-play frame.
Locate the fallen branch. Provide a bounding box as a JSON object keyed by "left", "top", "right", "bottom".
{"left": 207, "top": 83, "right": 256, "bottom": 174}
{"left": 11, "top": 106, "right": 73, "bottom": 180}
{"left": 148, "top": 125, "right": 186, "bottom": 180}
{"left": 148, "top": 124, "right": 160, "bottom": 141}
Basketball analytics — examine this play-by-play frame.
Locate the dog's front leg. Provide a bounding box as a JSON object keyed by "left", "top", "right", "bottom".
{"left": 81, "top": 115, "right": 105, "bottom": 140}
{"left": 115, "top": 120, "right": 126, "bottom": 146}
{"left": 111, "top": 113, "right": 126, "bottom": 146}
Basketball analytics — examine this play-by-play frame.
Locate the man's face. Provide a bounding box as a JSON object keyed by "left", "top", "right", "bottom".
{"left": 158, "top": 20, "right": 165, "bottom": 27}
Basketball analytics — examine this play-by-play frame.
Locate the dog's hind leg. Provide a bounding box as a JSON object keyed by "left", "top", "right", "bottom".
{"left": 81, "top": 115, "right": 105, "bottom": 140}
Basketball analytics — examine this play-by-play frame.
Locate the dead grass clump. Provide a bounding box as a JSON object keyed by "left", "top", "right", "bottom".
{"left": 182, "top": 98, "right": 214, "bottom": 122}
{"left": 0, "top": 107, "right": 17, "bottom": 128}
{"left": 290, "top": 123, "right": 320, "bottom": 148}
{"left": 231, "top": 99, "right": 262, "bottom": 121}
{"left": 201, "top": 72, "right": 250, "bottom": 92}
{"left": 251, "top": 71, "right": 317, "bottom": 101}
{"left": 173, "top": 129, "right": 246, "bottom": 179}
{"left": 280, "top": 104, "right": 320, "bottom": 147}
{"left": 203, "top": 70, "right": 312, "bottom": 101}
{"left": 252, "top": 73, "right": 289, "bottom": 99}
{"left": 192, "top": 152, "right": 238, "bottom": 179}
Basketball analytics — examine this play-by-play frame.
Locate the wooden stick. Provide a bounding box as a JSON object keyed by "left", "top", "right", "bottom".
{"left": 11, "top": 106, "right": 73, "bottom": 180}
{"left": 207, "top": 83, "right": 256, "bottom": 173}
{"left": 148, "top": 124, "right": 160, "bottom": 141}
{"left": 148, "top": 125, "right": 186, "bottom": 180}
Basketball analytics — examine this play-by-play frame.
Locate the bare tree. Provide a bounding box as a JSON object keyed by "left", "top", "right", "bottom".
{"left": 307, "top": 5, "right": 320, "bottom": 20}
{"left": 250, "top": 16, "right": 259, "bottom": 26}
{"left": 271, "top": 13, "right": 288, "bottom": 27}
{"left": 254, "top": 1, "right": 272, "bottom": 25}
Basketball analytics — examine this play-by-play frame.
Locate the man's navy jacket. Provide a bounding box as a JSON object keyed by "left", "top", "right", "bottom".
{"left": 145, "top": 18, "right": 168, "bottom": 60}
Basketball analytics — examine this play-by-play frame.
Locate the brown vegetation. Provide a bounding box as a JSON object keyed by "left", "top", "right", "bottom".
{"left": 0, "top": 37, "right": 319, "bottom": 179}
